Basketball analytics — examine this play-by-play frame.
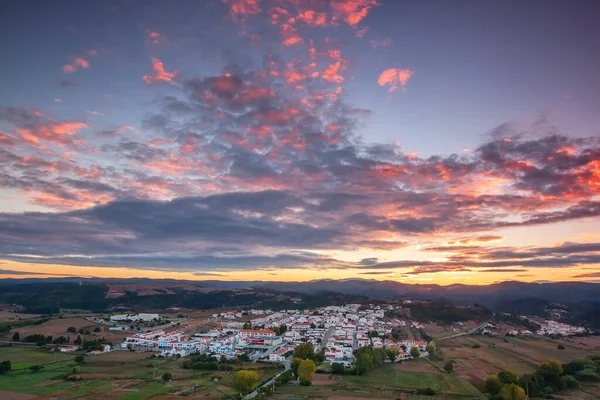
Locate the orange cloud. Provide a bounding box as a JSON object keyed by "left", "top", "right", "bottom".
{"left": 378, "top": 68, "right": 413, "bottom": 92}
{"left": 62, "top": 51, "right": 96, "bottom": 73}
{"left": 322, "top": 62, "right": 344, "bottom": 83}
{"left": 331, "top": 0, "right": 380, "bottom": 27}
{"left": 143, "top": 57, "right": 178, "bottom": 84}
{"left": 282, "top": 37, "right": 303, "bottom": 46}
{"left": 223, "top": 0, "right": 260, "bottom": 19}
{"left": 15, "top": 121, "right": 88, "bottom": 147}
{"left": 298, "top": 10, "right": 327, "bottom": 26}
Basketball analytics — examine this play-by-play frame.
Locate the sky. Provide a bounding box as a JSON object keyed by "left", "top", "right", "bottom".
{"left": 0, "top": 0, "right": 599, "bottom": 285}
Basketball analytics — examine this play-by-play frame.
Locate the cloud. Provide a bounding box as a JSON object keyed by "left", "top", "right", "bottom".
{"left": 0, "top": 105, "right": 88, "bottom": 148}
{"left": 222, "top": 0, "right": 260, "bottom": 20}
{"left": 2, "top": 2, "right": 600, "bottom": 279}
{"left": 573, "top": 271, "right": 600, "bottom": 278}
{"left": 147, "top": 30, "right": 161, "bottom": 44}
{"left": 447, "top": 235, "right": 505, "bottom": 246}
{"left": 330, "top": 0, "right": 380, "bottom": 27}
{"left": 62, "top": 50, "right": 96, "bottom": 73}
{"left": 378, "top": 68, "right": 413, "bottom": 92}
{"left": 0, "top": 269, "right": 76, "bottom": 277}
{"left": 143, "top": 58, "right": 178, "bottom": 84}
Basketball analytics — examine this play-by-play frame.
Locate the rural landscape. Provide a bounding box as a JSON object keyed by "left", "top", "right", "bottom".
{"left": 0, "top": 279, "right": 599, "bottom": 399}
{"left": 2, "top": 0, "right": 600, "bottom": 399}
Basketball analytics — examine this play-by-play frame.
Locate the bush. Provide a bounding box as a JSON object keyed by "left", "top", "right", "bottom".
{"left": 29, "top": 364, "right": 44, "bottom": 372}
{"left": 416, "top": 388, "right": 436, "bottom": 396}
{"left": 331, "top": 362, "right": 345, "bottom": 374}
{"left": 557, "top": 344, "right": 565, "bottom": 350}
{"left": 444, "top": 361, "right": 453, "bottom": 373}
{"left": 299, "top": 378, "right": 312, "bottom": 386}
{"left": 75, "top": 355, "right": 85, "bottom": 363}
{"left": 0, "top": 360, "right": 11, "bottom": 374}
{"left": 561, "top": 375, "right": 579, "bottom": 389}
{"left": 575, "top": 369, "right": 600, "bottom": 381}
{"left": 162, "top": 371, "right": 172, "bottom": 382}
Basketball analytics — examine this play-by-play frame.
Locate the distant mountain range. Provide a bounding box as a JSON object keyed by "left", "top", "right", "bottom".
{"left": 2, "top": 277, "right": 599, "bottom": 309}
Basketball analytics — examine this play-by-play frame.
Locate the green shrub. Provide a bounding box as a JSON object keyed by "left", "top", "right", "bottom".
{"left": 299, "top": 378, "right": 312, "bottom": 386}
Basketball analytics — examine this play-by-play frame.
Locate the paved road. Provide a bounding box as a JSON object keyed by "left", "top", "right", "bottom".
{"left": 241, "top": 361, "right": 291, "bottom": 400}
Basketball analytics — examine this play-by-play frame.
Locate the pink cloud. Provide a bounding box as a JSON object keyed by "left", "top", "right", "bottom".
{"left": 143, "top": 57, "right": 178, "bottom": 84}
{"left": 147, "top": 30, "right": 161, "bottom": 44}
{"left": 223, "top": 0, "right": 260, "bottom": 19}
{"left": 331, "top": 0, "right": 380, "bottom": 27}
{"left": 378, "top": 68, "right": 413, "bottom": 92}
{"left": 356, "top": 27, "right": 369, "bottom": 37}
{"left": 62, "top": 51, "right": 96, "bottom": 73}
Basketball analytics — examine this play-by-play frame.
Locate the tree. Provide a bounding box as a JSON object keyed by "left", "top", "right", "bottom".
{"left": 426, "top": 342, "right": 435, "bottom": 354}
{"left": 243, "top": 321, "right": 252, "bottom": 329}
{"left": 433, "top": 336, "right": 441, "bottom": 349}
{"left": 74, "top": 355, "right": 85, "bottom": 363}
{"left": 12, "top": 332, "right": 19, "bottom": 342}
{"left": 356, "top": 353, "right": 373, "bottom": 375}
{"left": 386, "top": 348, "right": 399, "bottom": 362}
{"left": 557, "top": 344, "right": 565, "bottom": 350}
{"left": 0, "top": 360, "right": 11, "bottom": 374}
{"left": 293, "top": 342, "right": 314, "bottom": 359}
{"left": 67, "top": 326, "right": 77, "bottom": 333}
{"left": 74, "top": 335, "right": 82, "bottom": 345}
{"left": 484, "top": 375, "right": 502, "bottom": 395}
{"left": 291, "top": 357, "right": 303, "bottom": 376}
{"left": 498, "top": 369, "right": 519, "bottom": 385}
{"left": 231, "top": 370, "right": 259, "bottom": 394}
{"left": 237, "top": 353, "right": 250, "bottom": 362}
{"left": 331, "top": 362, "right": 345, "bottom": 374}
{"left": 498, "top": 383, "right": 527, "bottom": 400}
{"left": 94, "top": 327, "right": 101, "bottom": 332}
{"left": 539, "top": 360, "right": 563, "bottom": 376}
{"left": 162, "top": 371, "right": 172, "bottom": 382}
{"left": 410, "top": 346, "right": 420, "bottom": 359}
{"left": 297, "top": 359, "right": 317, "bottom": 381}
{"left": 444, "top": 361, "right": 453, "bottom": 373}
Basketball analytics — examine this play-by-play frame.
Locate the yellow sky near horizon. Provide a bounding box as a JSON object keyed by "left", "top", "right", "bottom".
{"left": 1, "top": 259, "right": 597, "bottom": 286}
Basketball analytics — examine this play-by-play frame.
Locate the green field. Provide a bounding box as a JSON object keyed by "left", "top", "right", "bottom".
{"left": 0, "top": 346, "right": 282, "bottom": 399}
{"left": 276, "top": 363, "right": 480, "bottom": 399}
{"left": 0, "top": 346, "right": 75, "bottom": 369}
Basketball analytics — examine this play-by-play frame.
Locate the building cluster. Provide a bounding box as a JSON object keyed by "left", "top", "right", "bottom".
{"left": 109, "top": 313, "right": 160, "bottom": 322}
{"left": 116, "top": 303, "right": 429, "bottom": 364}
{"left": 535, "top": 320, "right": 586, "bottom": 336}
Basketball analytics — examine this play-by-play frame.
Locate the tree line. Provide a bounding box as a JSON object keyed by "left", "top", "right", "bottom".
{"left": 483, "top": 355, "right": 600, "bottom": 399}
